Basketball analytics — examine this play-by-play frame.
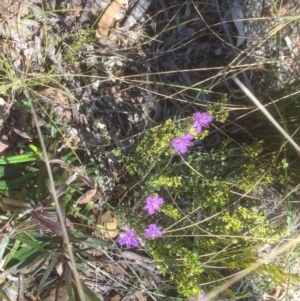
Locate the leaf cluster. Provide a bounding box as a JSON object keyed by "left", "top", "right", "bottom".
{"left": 0, "top": 147, "right": 107, "bottom": 300}
{"left": 119, "top": 112, "right": 287, "bottom": 298}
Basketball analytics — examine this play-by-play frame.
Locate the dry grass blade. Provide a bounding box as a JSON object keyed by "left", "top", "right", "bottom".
{"left": 23, "top": 87, "right": 86, "bottom": 301}
{"left": 207, "top": 231, "right": 300, "bottom": 300}
{"left": 233, "top": 76, "right": 300, "bottom": 156}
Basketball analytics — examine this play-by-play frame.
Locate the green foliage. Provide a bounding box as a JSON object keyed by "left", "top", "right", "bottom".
{"left": 0, "top": 146, "right": 107, "bottom": 300}
{"left": 17, "top": 99, "right": 31, "bottom": 112}
{"left": 120, "top": 110, "right": 286, "bottom": 298}
{"left": 207, "top": 94, "right": 229, "bottom": 123}
{"left": 149, "top": 239, "right": 204, "bottom": 297}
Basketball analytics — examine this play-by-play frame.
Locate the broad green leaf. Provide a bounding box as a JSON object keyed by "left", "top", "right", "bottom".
{"left": 11, "top": 246, "right": 39, "bottom": 262}
{"left": 0, "top": 171, "right": 38, "bottom": 191}
{"left": 12, "top": 171, "right": 38, "bottom": 184}
{"left": 65, "top": 274, "right": 75, "bottom": 301}
{"left": 9, "top": 219, "right": 37, "bottom": 238}
{"left": 36, "top": 163, "right": 47, "bottom": 201}
{"left": 37, "top": 236, "right": 63, "bottom": 243}
{"left": 1, "top": 250, "right": 44, "bottom": 276}
{"left": 28, "top": 144, "right": 41, "bottom": 154}
{"left": 0, "top": 180, "right": 27, "bottom": 190}
{"left": 0, "top": 166, "right": 24, "bottom": 179}
{"left": 14, "top": 233, "right": 46, "bottom": 252}
{"left": 50, "top": 125, "right": 58, "bottom": 138}
{"left": 0, "top": 153, "right": 37, "bottom": 164}
{"left": 4, "top": 239, "right": 21, "bottom": 267}
{"left": 0, "top": 165, "right": 39, "bottom": 184}
{"left": 83, "top": 201, "right": 94, "bottom": 214}
{"left": 72, "top": 248, "right": 97, "bottom": 261}
{"left": 36, "top": 254, "right": 59, "bottom": 296}
{"left": 61, "top": 151, "right": 78, "bottom": 165}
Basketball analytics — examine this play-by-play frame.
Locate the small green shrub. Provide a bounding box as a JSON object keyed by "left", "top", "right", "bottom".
{"left": 119, "top": 109, "right": 285, "bottom": 298}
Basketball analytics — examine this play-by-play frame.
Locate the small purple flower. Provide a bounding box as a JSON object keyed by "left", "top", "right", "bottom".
{"left": 144, "top": 195, "right": 164, "bottom": 215}
{"left": 192, "top": 112, "right": 213, "bottom": 133}
{"left": 144, "top": 224, "right": 163, "bottom": 239}
{"left": 190, "top": 292, "right": 207, "bottom": 301}
{"left": 172, "top": 133, "right": 194, "bottom": 154}
{"left": 118, "top": 230, "right": 139, "bottom": 248}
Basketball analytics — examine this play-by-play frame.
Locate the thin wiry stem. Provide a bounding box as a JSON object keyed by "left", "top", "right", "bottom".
{"left": 206, "top": 230, "right": 300, "bottom": 300}
{"left": 233, "top": 76, "right": 300, "bottom": 156}
{"left": 23, "top": 86, "right": 86, "bottom": 301}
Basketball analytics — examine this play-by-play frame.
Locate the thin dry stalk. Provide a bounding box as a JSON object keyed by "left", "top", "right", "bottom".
{"left": 233, "top": 76, "right": 300, "bottom": 156}
{"left": 23, "top": 86, "right": 86, "bottom": 301}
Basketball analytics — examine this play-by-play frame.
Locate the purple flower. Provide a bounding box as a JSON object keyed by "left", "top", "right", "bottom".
{"left": 190, "top": 292, "right": 207, "bottom": 301}
{"left": 144, "top": 224, "right": 163, "bottom": 239}
{"left": 144, "top": 195, "right": 164, "bottom": 215}
{"left": 192, "top": 112, "right": 213, "bottom": 133}
{"left": 117, "top": 230, "right": 139, "bottom": 248}
{"left": 172, "top": 133, "right": 194, "bottom": 154}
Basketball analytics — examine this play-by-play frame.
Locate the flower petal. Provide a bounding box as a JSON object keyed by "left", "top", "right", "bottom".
{"left": 172, "top": 134, "right": 193, "bottom": 154}
{"left": 144, "top": 224, "right": 163, "bottom": 239}
{"left": 118, "top": 230, "right": 139, "bottom": 248}
{"left": 192, "top": 112, "right": 213, "bottom": 133}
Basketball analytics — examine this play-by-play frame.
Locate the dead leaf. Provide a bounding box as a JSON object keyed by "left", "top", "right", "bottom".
{"left": 0, "top": 275, "right": 5, "bottom": 285}
{"left": 13, "top": 128, "right": 34, "bottom": 140}
{"left": 104, "top": 263, "right": 126, "bottom": 275}
{"left": 98, "top": 210, "right": 119, "bottom": 239}
{"left": 55, "top": 260, "right": 63, "bottom": 276}
{"left": 96, "top": 0, "right": 125, "bottom": 38}
{"left": 122, "top": 291, "right": 147, "bottom": 301}
{"left": 77, "top": 188, "right": 98, "bottom": 204}
{"left": 110, "top": 294, "right": 122, "bottom": 301}
{"left": 0, "top": 140, "right": 9, "bottom": 154}
{"left": 38, "top": 87, "right": 66, "bottom": 105}
{"left": 120, "top": 262, "right": 128, "bottom": 270}
{"left": 66, "top": 218, "right": 74, "bottom": 229}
